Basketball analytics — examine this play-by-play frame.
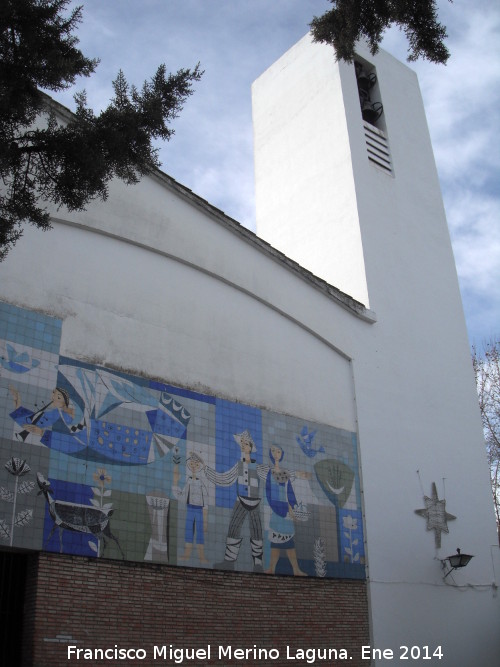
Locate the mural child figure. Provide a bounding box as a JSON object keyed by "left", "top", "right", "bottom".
{"left": 262, "top": 445, "right": 308, "bottom": 576}
{"left": 204, "top": 430, "right": 264, "bottom": 572}
{"left": 8, "top": 385, "right": 75, "bottom": 445}
{"left": 173, "top": 452, "right": 209, "bottom": 563}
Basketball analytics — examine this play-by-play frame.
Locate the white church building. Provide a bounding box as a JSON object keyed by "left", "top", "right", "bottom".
{"left": 0, "top": 34, "right": 498, "bottom": 667}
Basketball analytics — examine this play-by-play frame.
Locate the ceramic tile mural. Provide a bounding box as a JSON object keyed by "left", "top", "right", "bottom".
{"left": 0, "top": 302, "right": 365, "bottom": 578}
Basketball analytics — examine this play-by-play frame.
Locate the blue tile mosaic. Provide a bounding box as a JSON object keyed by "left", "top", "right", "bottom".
{"left": 0, "top": 302, "right": 365, "bottom": 579}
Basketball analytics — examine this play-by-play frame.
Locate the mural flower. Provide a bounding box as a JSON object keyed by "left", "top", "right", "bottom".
{"left": 93, "top": 468, "right": 112, "bottom": 488}
{"left": 313, "top": 538, "right": 327, "bottom": 577}
{"left": 342, "top": 515, "right": 358, "bottom": 531}
{"left": 342, "top": 514, "right": 360, "bottom": 563}
{"left": 5, "top": 457, "right": 31, "bottom": 476}
{"left": 90, "top": 468, "right": 113, "bottom": 556}
{"left": 1, "top": 457, "right": 34, "bottom": 546}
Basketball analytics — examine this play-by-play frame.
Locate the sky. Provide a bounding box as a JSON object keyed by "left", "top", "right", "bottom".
{"left": 55, "top": 0, "right": 499, "bottom": 348}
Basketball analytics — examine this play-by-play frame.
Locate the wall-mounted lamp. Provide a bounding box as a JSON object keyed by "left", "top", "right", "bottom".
{"left": 441, "top": 548, "right": 473, "bottom": 579}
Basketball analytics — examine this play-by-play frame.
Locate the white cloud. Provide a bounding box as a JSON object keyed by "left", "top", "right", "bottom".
{"left": 389, "top": 1, "right": 500, "bottom": 343}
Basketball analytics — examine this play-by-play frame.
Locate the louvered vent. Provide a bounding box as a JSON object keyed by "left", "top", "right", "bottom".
{"left": 364, "top": 121, "right": 392, "bottom": 175}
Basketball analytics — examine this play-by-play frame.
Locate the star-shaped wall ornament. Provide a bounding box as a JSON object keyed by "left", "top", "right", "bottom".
{"left": 415, "top": 482, "right": 456, "bottom": 548}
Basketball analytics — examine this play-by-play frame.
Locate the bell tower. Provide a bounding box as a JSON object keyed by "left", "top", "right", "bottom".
{"left": 252, "top": 34, "right": 456, "bottom": 316}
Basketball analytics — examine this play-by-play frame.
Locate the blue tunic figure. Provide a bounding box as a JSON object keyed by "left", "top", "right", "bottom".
{"left": 264, "top": 445, "right": 307, "bottom": 576}
{"left": 9, "top": 386, "right": 74, "bottom": 445}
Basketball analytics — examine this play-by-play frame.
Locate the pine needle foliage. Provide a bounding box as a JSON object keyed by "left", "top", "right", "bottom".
{"left": 0, "top": 0, "right": 202, "bottom": 260}
{"left": 310, "top": 0, "right": 451, "bottom": 64}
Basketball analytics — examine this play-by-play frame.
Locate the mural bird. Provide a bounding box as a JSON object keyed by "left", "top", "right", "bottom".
{"left": 296, "top": 426, "right": 325, "bottom": 458}
{"left": 1, "top": 344, "right": 40, "bottom": 374}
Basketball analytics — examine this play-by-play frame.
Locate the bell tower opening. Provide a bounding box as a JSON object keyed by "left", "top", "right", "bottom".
{"left": 354, "top": 57, "right": 392, "bottom": 175}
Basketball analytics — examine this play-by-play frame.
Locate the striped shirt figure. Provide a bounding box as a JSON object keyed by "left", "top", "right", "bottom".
{"left": 204, "top": 430, "right": 264, "bottom": 572}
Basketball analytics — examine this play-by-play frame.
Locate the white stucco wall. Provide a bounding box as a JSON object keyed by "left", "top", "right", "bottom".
{"left": 1, "top": 173, "right": 361, "bottom": 433}
{"left": 253, "top": 35, "right": 499, "bottom": 666}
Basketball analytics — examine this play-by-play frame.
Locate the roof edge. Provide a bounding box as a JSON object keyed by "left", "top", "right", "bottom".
{"left": 41, "top": 92, "right": 376, "bottom": 324}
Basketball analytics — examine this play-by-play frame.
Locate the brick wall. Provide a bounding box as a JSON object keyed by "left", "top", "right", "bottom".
{"left": 22, "top": 552, "right": 370, "bottom": 667}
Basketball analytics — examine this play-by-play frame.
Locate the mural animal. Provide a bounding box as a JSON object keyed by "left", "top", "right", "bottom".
{"left": 36, "top": 473, "right": 124, "bottom": 558}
